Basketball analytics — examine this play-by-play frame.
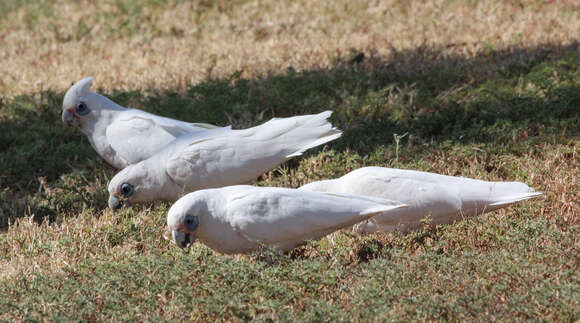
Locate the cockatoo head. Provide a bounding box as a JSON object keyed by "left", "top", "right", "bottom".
{"left": 107, "top": 161, "right": 167, "bottom": 210}
{"left": 166, "top": 192, "right": 209, "bottom": 248}
{"left": 62, "top": 77, "right": 121, "bottom": 132}
{"left": 61, "top": 77, "right": 95, "bottom": 128}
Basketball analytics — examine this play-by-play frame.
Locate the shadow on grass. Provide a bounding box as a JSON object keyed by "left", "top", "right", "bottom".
{"left": 0, "top": 41, "right": 579, "bottom": 228}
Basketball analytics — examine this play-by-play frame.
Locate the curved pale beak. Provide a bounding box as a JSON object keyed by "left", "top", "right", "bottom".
{"left": 108, "top": 194, "right": 132, "bottom": 211}
{"left": 61, "top": 109, "right": 79, "bottom": 127}
{"left": 108, "top": 195, "right": 121, "bottom": 210}
{"left": 108, "top": 195, "right": 122, "bottom": 211}
{"left": 172, "top": 230, "right": 194, "bottom": 248}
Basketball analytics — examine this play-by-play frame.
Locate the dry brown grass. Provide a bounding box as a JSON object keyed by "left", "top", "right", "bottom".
{"left": 0, "top": 207, "right": 165, "bottom": 280}
{"left": 1, "top": 0, "right": 580, "bottom": 95}
{"left": 0, "top": 0, "right": 578, "bottom": 320}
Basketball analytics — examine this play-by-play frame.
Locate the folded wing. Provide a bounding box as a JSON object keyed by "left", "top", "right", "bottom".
{"left": 106, "top": 110, "right": 229, "bottom": 164}
{"left": 225, "top": 187, "right": 405, "bottom": 244}
{"left": 165, "top": 111, "right": 342, "bottom": 190}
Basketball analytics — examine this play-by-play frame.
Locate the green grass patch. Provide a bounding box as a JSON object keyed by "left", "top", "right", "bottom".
{"left": 0, "top": 42, "right": 578, "bottom": 320}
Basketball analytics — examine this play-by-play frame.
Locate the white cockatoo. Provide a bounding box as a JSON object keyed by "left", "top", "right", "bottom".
{"left": 167, "top": 185, "right": 407, "bottom": 254}
{"left": 61, "top": 77, "right": 224, "bottom": 169}
{"left": 107, "top": 111, "right": 342, "bottom": 209}
{"left": 299, "top": 167, "right": 543, "bottom": 234}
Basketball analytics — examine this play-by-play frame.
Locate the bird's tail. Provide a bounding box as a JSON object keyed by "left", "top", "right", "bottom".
{"left": 250, "top": 111, "right": 342, "bottom": 158}
{"left": 286, "top": 111, "right": 342, "bottom": 157}
{"left": 462, "top": 181, "right": 543, "bottom": 214}
{"left": 487, "top": 191, "right": 543, "bottom": 209}
{"left": 295, "top": 192, "right": 408, "bottom": 242}
{"left": 322, "top": 191, "right": 407, "bottom": 218}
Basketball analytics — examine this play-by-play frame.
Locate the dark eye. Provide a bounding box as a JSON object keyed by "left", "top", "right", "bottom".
{"left": 76, "top": 102, "right": 90, "bottom": 115}
{"left": 121, "top": 183, "right": 134, "bottom": 198}
{"left": 184, "top": 214, "right": 199, "bottom": 232}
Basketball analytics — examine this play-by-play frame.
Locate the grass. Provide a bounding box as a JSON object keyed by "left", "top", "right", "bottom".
{"left": 0, "top": 0, "right": 579, "bottom": 321}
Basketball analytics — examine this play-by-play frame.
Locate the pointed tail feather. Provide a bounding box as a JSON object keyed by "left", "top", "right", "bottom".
{"left": 488, "top": 191, "right": 543, "bottom": 208}
{"left": 284, "top": 111, "right": 342, "bottom": 158}
{"left": 360, "top": 204, "right": 408, "bottom": 218}
{"left": 191, "top": 123, "right": 230, "bottom": 130}
{"left": 338, "top": 198, "right": 407, "bottom": 236}
{"left": 286, "top": 131, "right": 342, "bottom": 158}
{"left": 323, "top": 191, "right": 408, "bottom": 219}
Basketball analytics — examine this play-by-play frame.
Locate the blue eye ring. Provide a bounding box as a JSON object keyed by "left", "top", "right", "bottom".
{"left": 76, "top": 101, "right": 90, "bottom": 115}
{"left": 120, "top": 183, "right": 134, "bottom": 198}
{"left": 184, "top": 214, "right": 199, "bottom": 232}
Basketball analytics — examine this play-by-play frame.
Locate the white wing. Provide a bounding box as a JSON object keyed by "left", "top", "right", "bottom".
{"left": 341, "top": 167, "right": 541, "bottom": 216}
{"left": 106, "top": 116, "right": 179, "bottom": 164}
{"left": 165, "top": 112, "right": 342, "bottom": 190}
{"left": 301, "top": 167, "right": 541, "bottom": 231}
{"left": 164, "top": 135, "right": 264, "bottom": 189}
{"left": 106, "top": 110, "right": 228, "bottom": 164}
{"left": 301, "top": 167, "right": 462, "bottom": 217}
{"left": 345, "top": 168, "right": 463, "bottom": 215}
{"left": 130, "top": 109, "right": 223, "bottom": 136}
{"left": 224, "top": 186, "right": 405, "bottom": 244}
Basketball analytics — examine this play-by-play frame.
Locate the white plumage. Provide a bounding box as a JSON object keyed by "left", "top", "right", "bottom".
{"left": 299, "top": 167, "right": 543, "bottom": 233}
{"left": 61, "top": 77, "right": 224, "bottom": 169}
{"left": 167, "top": 185, "right": 407, "bottom": 254}
{"left": 107, "top": 111, "right": 342, "bottom": 208}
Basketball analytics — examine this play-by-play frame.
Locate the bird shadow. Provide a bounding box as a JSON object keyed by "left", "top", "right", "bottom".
{"left": 0, "top": 40, "right": 579, "bottom": 229}
{"left": 108, "top": 40, "right": 579, "bottom": 155}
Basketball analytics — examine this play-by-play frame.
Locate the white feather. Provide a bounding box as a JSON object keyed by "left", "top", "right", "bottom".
{"left": 107, "top": 111, "right": 342, "bottom": 204}
{"left": 167, "top": 185, "right": 407, "bottom": 254}
{"left": 299, "top": 167, "right": 543, "bottom": 233}
{"left": 62, "top": 77, "right": 224, "bottom": 169}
